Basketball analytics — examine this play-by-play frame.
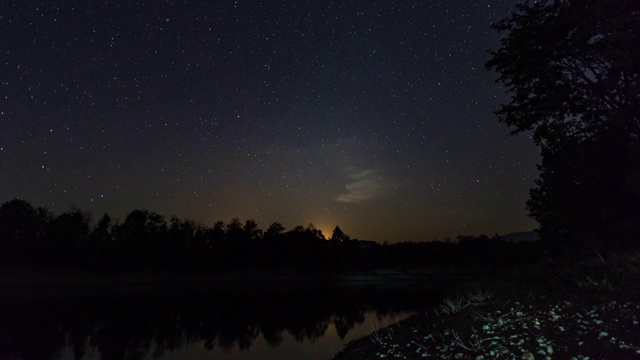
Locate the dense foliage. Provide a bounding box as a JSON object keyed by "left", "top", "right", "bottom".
{"left": 486, "top": 0, "right": 640, "bottom": 253}
{"left": 0, "top": 198, "right": 540, "bottom": 273}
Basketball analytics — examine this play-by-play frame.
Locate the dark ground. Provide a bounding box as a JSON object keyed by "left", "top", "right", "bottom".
{"left": 334, "top": 254, "right": 640, "bottom": 359}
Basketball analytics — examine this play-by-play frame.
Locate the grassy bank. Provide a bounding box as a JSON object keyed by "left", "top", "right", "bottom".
{"left": 334, "top": 252, "right": 640, "bottom": 359}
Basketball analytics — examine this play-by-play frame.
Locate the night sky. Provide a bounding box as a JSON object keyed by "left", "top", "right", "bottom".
{"left": 1, "top": 1, "right": 540, "bottom": 242}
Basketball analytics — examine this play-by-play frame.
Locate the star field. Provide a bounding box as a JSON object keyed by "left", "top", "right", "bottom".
{"left": 0, "top": 1, "right": 539, "bottom": 242}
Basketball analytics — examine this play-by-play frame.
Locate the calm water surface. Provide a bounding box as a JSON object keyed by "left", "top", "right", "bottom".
{"left": 1, "top": 281, "right": 443, "bottom": 360}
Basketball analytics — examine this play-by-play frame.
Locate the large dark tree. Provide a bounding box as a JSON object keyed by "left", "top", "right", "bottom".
{"left": 486, "top": 0, "right": 640, "bottom": 253}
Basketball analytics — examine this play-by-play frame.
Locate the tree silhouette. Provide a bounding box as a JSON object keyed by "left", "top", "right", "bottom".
{"left": 0, "top": 199, "right": 50, "bottom": 265}
{"left": 46, "top": 207, "right": 91, "bottom": 266}
{"left": 86, "top": 213, "right": 115, "bottom": 269}
{"left": 264, "top": 221, "right": 285, "bottom": 242}
{"left": 225, "top": 217, "right": 244, "bottom": 242}
{"left": 114, "top": 209, "right": 168, "bottom": 268}
{"left": 91, "top": 213, "right": 113, "bottom": 243}
{"left": 486, "top": 0, "right": 640, "bottom": 253}
{"left": 243, "top": 219, "right": 263, "bottom": 242}
{"left": 329, "top": 226, "right": 350, "bottom": 243}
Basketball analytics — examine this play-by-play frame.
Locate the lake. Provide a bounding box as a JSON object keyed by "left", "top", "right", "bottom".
{"left": 0, "top": 279, "right": 445, "bottom": 360}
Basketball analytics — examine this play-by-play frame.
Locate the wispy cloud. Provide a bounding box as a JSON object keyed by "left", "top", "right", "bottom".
{"left": 336, "top": 170, "right": 382, "bottom": 204}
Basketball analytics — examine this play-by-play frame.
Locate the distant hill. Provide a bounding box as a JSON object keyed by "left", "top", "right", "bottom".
{"left": 500, "top": 231, "right": 540, "bottom": 243}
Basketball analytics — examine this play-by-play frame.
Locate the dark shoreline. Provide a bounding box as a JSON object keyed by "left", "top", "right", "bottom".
{"left": 333, "top": 254, "right": 640, "bottom": 359}
{"left": 4, "top": 254, "right": 638, "bottom": 360}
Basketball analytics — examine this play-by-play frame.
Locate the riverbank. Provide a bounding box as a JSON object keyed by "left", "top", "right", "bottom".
{"left": 334, "top": 253, "right": 640, "bottom": 359}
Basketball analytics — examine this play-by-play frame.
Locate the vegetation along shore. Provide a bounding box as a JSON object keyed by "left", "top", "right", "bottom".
{"left": 334, "top": 253, "right": 640, "bottom": 359}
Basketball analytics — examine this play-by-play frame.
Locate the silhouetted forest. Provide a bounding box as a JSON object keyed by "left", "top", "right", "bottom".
{"left": 0, "top": 198, "right": 541, "bottom": 273}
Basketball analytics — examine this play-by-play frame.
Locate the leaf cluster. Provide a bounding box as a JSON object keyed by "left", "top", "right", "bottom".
{"left": 486, "top": 0, "right": 640, "bottom": 148}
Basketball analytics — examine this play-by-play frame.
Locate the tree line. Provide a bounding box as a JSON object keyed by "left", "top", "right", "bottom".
{"left": 0, "top": 198, "right": 540, "bottom": 273}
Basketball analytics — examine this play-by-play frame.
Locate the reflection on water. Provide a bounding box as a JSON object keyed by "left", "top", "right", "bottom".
{"left": 0, "top": 281, "right": 442, "bottom": 360}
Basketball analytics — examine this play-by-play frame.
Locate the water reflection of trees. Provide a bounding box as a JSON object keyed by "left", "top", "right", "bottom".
{"left": 0, "top": 284, "right": 439, "bottom": 359}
